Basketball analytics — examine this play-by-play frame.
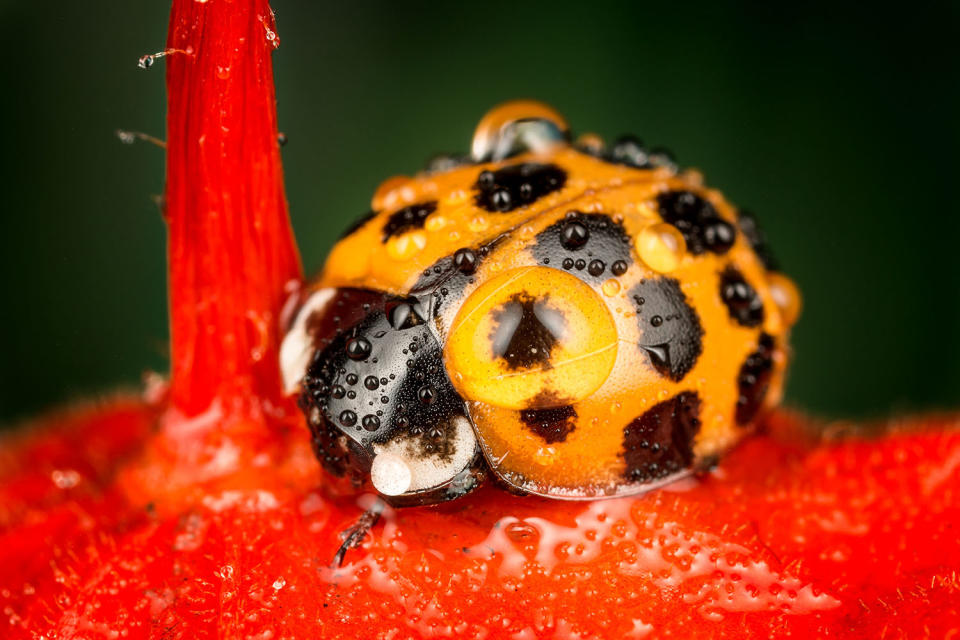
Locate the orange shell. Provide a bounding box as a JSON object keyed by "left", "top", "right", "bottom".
{"left": 313, "top": 101, "right": 800, "bottom": 499}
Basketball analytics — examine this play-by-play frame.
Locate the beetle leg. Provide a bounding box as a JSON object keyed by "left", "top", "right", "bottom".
{"left": 331, "top": 499, "right": 385, "bottom": 567}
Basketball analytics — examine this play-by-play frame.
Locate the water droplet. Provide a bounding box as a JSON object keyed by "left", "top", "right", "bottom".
{"left": 339, "top": 410, "right": 357, "bottom": 427}
{"left": 587, "top": 259, "right": 605, "bottom": 277}
{"left": 264, "top": 28, "right": 280, "bottom": 49}
{"left": 601, "top": 278, "right": 621, "bottom": 297}
{"left": 272, "top": 577, "right": 286, "bottom": 590}
{"left": 560, "top": 220, "right": 589, "bottom": 249}
{"left": 277, "top": 132, "right": 288, "bottom": 146}
{"left": 424, "top": 214, "right": 448, "bottom": 231}
{"left": 467, "top": 215, "right": 489, "bottom": 233}
{"left": 417, "top": 384, "right": 437, "bottom": 405}
{"left": 386, "top": 230, "right": 427, "bottom": 261}
{"left": 216, "top": 65, "right": 230, "bottom": 80}
{"left": 137, "top": 54, "right": 155, "bottom": 69}
{"left": 453, "top": 248, "right": 478, "bottom": 274}
{"left": 767, "top": 272, "right": 802, "bottom": 328}
{"left": 51, "top": 469, "right": 80, "bottom": 489}
{"left": 575, "top": 132, "right": 605, "bottom": 155}
{"left": 636, "top": 223, "right": 686, "bottom": 273}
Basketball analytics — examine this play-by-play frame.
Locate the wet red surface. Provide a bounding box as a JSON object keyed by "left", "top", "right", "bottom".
{"left": 1, "top": 403, "right": 959, "bottom": 638}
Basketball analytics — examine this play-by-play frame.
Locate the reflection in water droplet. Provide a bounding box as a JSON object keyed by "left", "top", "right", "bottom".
{"left": 636, "top": 223, "right": 686, "bottom": 273}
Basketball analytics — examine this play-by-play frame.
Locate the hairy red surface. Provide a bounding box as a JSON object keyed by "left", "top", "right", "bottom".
{"left": 1, "top": 404, "right": 959, "bottom": 638}
{"left": 164, "top": 0, "right": 301, "bottom": 421}
{"left": 1, "top": 0, "right": 958, "bottom": 638}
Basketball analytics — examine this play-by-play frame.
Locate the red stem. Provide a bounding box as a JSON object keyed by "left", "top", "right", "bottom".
{"left": 164, "top": 0, "right": 301, "bottom": 424}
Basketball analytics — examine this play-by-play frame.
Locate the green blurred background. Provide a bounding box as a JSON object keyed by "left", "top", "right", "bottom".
{"left": 0, "top": 1, "right": 957, "bottom": 426}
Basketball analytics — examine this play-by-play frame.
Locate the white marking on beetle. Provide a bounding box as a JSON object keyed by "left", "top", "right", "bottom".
{"left": 279, "top": 288, "right": 336, "bottom": 394}
{"left": 370, "top": 453, "right": 413, "bottom": 496}
{"left": 372, "top": 416, "right": 477, "bottom": 494}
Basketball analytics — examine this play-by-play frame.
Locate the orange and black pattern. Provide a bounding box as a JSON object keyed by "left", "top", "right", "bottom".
{"left": 287, "top": 101, "right": 801, "bottom": 504}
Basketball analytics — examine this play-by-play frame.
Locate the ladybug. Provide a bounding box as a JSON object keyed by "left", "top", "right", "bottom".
{"left": 281, "top": 101, "right": 801, "bottom": 507}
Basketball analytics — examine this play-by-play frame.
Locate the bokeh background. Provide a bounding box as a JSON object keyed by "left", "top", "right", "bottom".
{"left": 1, "top": 1, "right": 957, "bottom": 426}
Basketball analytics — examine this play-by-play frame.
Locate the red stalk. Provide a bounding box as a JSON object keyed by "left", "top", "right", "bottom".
{"left": 164, "top": 0, "right": 301, "bottom": 426}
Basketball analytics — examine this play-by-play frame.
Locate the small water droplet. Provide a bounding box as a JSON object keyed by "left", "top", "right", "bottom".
{"left": 635, "top": 223, "right": 686, "bottom": 273}
{"left": 767, "top": 272, "right": 802, "bottom": 328}
{"left": 467, "top": 215, "right": 489, "bottom": 232}
{"left": 272, "top": 577, "right": 286, "bottom": 590}
{"left": 386, "top": 230, "right": 427, "bottom": 261}
{"left": 424, "top": 214, "right": 448, "bottom": 231}
{"left": 51, "top": 469, "right": 80, "bottom": 489}
{"left": 601, "top": 278, "right": 621, "bottom": 297}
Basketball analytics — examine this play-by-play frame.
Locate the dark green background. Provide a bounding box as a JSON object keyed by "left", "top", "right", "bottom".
{"left": 1, "top": 2, "right": 958, "bottom": 425}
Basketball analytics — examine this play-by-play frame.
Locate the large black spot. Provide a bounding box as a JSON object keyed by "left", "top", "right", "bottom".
{"left": 738, "top": 210, "right": 779, "bottom": 271}
{"left": 656, "top": 190, "right": 736, "bottom": 256}
{"left": 719, "top": 266, "right": 765, "bottom": 328}
{"left": 520, "top": 404, "right": 577, "bottom": 444}
{"left": 490, "top": 293, "right": 566, "bottom": 370}
{"left": 381, "top": 201, "right": 438, "bottom": 242}
{"left": 630, "top": 278, "right": 704, "bottom": 382}
{"left": 736, "top": 333, "right": 776, "bottom": 425}
{"left": 532, "top": 212, "right": 633, "bottom": 282}
{"left": 473, "top": 163, "right": 566, "bottom": 213}
{"left": 622, "top": 391, "right": 701, "bottom": 483}
{"left": 338, "top": 209, "right": 377, "bottom": 240}
{"left": 302, "top": 290, "right": 471, "bottom": 471}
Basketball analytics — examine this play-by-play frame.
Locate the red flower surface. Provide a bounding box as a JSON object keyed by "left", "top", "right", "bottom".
{"left": 1, "top": 1, "right": 958, "bottom": 638}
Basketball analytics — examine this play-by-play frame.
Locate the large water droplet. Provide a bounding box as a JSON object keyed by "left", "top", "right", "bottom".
{"left": 636, "top": 223, "right": 686, "bottom": 273}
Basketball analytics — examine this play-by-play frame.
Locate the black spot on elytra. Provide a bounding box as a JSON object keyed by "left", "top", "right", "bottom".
{"left": 490, "top": 293, "right": 566, "bottom": 370}
{"left": 381, "top": 201, "right": 438, "bottom": 242}
{"left": 738, "top": 210, "right": 779, "bottom": 271}
{"left": 630, "top": 278, "right": 704, "bottom": 382}
{"left": 532, "top": 212, "right": 633, "bottom": 282}
{"left": 520, "top": 404, "right": 577, "bottom": 444}
{"left": 301, "top": 290, "right": 475, "bottom": 497}
{"left": 736, "top": 333, "right": 776, "bottom": 425}
{"left": 474, "top": 163, "right": 566, "bottom": 213}
{"left": 719, "top": 266, "right": 765, "bottom": 328}
{"left": 338, "top": 210, "right": 377, "bottom": 240}
{"left": 622, "top": 391, "right": 701, "bottom": 483}
{"left": 656, "top": 191, "right": 736, "bottom": 256}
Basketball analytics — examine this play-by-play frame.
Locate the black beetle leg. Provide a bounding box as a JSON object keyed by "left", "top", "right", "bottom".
{"left": 331, "top": 498, "right": 385, "bottom": 567}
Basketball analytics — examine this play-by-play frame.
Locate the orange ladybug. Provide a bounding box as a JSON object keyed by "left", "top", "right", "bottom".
{"left": 280, "top": 101, "right": 801, "bottom": 506}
